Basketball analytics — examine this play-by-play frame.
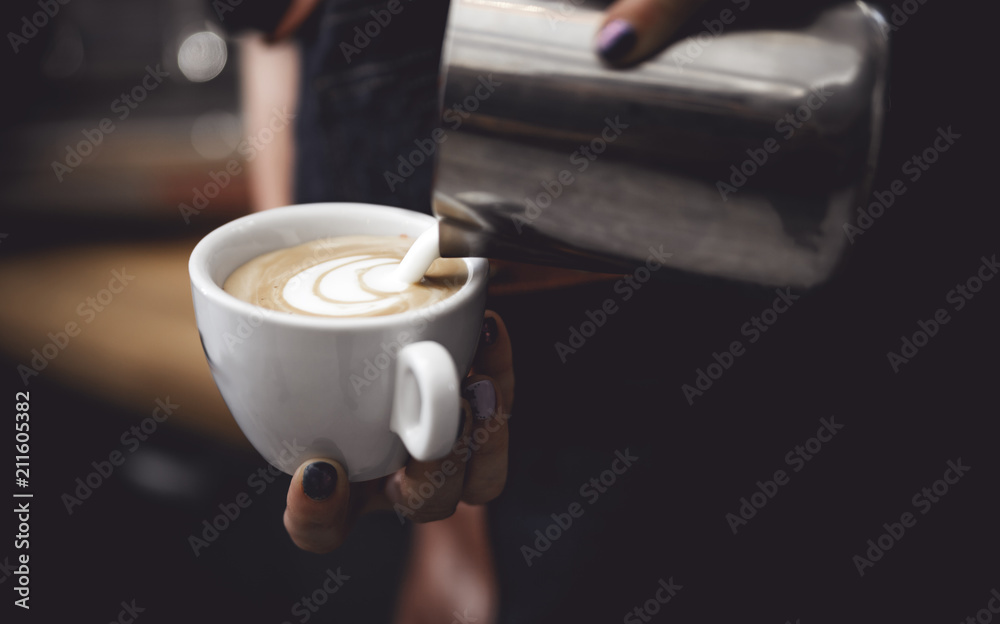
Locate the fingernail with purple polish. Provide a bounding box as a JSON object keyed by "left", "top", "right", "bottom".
{"left": 480, "top": 316, "right": 498, "bottom": 347}
{"left": 597, "top": 19, "right": 637, "bottom": 63}
{"left": 463, "top": 379, "right": 497, "bottom": 421}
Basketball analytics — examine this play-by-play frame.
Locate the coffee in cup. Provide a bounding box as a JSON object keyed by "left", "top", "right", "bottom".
{"left": 222, "top": 235, "right": 467, "bottom": 318}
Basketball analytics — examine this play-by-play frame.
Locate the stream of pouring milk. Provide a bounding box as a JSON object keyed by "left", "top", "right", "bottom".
{"left": 386, "top": 225, "right": 441, "bottom": 290}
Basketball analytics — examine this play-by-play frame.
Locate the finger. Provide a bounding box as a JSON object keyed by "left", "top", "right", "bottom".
{"left": 387, "top": 401, "right": 475, "bottom": 523}
{"left": 596, "top": 0, "right": 709, "bottom": 65}
{"left": 284, "top": 458, "right": 352, "bottom": 553}
{"left": 460, "top": 376, "right": 509, "bottom": 505}
{"left": 471, "top": 311, "right": 514, "bottom": 413}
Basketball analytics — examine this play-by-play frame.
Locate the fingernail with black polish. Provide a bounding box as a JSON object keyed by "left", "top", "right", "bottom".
{"left": 463, "top": 379, "right": 497, "bottom": 421}
{"left": 597, "top": 19, "right": 637, "bottom": 63}
{"left": 480, "top": 316, "right": 498, "bottom": 347}
{"left": 302, "top": 461, "right": 338, "bottom": 501}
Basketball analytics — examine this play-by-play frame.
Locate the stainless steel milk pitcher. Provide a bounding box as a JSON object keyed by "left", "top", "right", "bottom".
{"left": 433, "top": 0, "right": 889, "bottom": 287}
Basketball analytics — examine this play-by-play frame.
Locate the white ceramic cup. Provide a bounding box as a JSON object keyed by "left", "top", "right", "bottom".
{"left": 189, "top": 203, "right": 489, "bottom": 481}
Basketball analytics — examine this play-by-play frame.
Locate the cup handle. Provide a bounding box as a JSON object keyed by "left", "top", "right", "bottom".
{"left": 390, "top": 341, "right": 460, "bottom": 461}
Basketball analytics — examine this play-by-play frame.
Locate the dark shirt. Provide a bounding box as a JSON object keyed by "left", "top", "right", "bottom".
{"left": 293, "top": 0, "right": 449, "bottom": 212}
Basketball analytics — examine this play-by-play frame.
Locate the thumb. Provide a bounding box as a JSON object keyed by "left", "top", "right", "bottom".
{"left": 596, "top": 0, "right": 709, "bottom": 65}
{"left": 284, "top": 458, "right": 352, "bottom": 553}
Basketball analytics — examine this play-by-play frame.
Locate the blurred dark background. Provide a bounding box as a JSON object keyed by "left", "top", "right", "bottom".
{"left": 2, "top": 0, "right": 246, "bottom": 230}
{"left": 0, "top": 0, "right": 995, "bottom": 622}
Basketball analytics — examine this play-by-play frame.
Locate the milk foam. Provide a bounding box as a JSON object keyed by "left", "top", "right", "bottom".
{"left": 223, "top": 234, "right": 467, "bottom": 318}
{"left": 283, "top": 256, "right": 407, "bottom": 316}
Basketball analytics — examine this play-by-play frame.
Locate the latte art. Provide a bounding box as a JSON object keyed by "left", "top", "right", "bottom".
{"left": 223, "top": 235, "right": 467, "bottom": 318}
